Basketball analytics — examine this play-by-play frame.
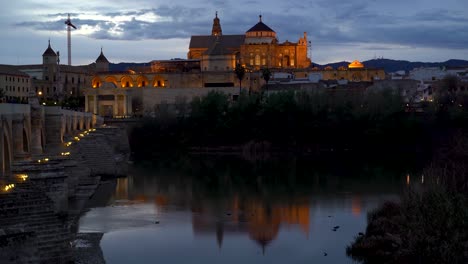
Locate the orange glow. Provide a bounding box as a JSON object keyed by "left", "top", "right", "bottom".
{"left": 406, "top": 174, "right": 410, "bottom": 185}
{"left": 348, "top": 60, "right": 364, "bottom": 69}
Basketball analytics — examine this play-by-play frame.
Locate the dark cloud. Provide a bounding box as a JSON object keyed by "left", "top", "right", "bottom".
{"left": 12, "top": 3, "right": 468, "bottom": 51}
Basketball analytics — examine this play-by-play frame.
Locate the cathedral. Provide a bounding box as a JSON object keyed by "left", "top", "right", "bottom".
{"left": 188, "top": 13, "right": 311, "bottom": 71}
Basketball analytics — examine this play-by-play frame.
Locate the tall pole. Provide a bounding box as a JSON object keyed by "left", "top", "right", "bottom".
{"left": 64, "top": 14, "right": 76, "bottom": 66}
{"left": 67, "top": 14, "right": 71, "bottom": 66}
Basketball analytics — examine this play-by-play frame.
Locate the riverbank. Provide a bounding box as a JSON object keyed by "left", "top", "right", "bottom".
{"left": 346, "top": 129, "right": 468, "bottom": 263}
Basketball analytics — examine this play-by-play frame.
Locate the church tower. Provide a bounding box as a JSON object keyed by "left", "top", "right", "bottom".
{"left": 211, "top": 12, "right": 222, "bottom": 36}
{"left": 42, "top": 40, "right": 57, "bottom": 65}
{"left": 95, "top": 48, "right": 110, "bottom": 72}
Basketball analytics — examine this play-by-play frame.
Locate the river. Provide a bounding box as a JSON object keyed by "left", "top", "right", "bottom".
{"left": 78, "top": 155, "right": 415, "bottom": 263}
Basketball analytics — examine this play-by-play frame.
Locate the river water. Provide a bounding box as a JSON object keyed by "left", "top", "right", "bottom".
{"left": 78, "top": 155, "right": 414, "bottom": 263}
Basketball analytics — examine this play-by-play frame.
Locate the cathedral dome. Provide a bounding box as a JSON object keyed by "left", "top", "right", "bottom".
{"left": 246, "top": 16, "right": 275, "bottom": 33}
{"left": 245, "top": 15, "right": 277, "bottom": 43}
{"left": 348, "top": 60, "right": 364, "bottom": 69}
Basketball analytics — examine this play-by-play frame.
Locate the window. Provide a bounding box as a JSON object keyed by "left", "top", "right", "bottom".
{"left": 47, "top": 87, "right": 49, "bottom": 93}
{"left": 262, "top": 58, "right": 266, "bottom": 65}
{"left": 255, "top": 55, "right": 260, "bottom": 66}
{"left": 45, "top": 76, "right": 49, "bottom": 81}
{"left": 72, "top": 77, "right": 74, "bottom": 84}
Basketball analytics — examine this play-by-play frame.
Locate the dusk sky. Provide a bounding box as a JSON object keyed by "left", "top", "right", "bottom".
{"left": 1, "top": 0, "right": 468, "bottom": 65}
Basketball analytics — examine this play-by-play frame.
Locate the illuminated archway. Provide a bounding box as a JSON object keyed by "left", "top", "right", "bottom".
{"left": 120, "top": 76, "right": 134, "bottom": 88}
{"left": 104, "top": 76, "right": 118, "bottom": 87}
{"left": 152, "top": 75, "right": 165, "bottom": 87}
{"left": 136, "top": 75, "right": 150, "bottom": 87}
{"left": 91, "top": 76, "right": 102, "bottom": 88}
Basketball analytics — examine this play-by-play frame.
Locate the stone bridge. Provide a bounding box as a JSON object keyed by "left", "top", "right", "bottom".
{"left": 0, "top": 102, "right": 103, "bottom": 175}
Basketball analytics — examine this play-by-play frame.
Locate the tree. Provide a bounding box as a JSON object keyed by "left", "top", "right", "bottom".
{"left": 234, "top": 64, "right": 246, "bottom": 95}
{"left": 261, "top": 67, "right": 272, "bottom": 93}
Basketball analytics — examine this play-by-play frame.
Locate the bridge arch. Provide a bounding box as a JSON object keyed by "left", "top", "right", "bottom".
{"left": 2, "top": 120, "right": 12, "bottom": 174}
{"left": 22, "top": 128, "right": 29, "bottom": 153}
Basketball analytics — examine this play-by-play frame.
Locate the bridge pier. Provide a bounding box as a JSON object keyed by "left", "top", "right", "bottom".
{"left": 12, "top": 114, "right": 30, "bottom": 160}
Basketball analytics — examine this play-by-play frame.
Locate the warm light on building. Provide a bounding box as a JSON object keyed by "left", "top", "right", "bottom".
{"left": 348, "top": 60, "right": 364, "bottom": 69}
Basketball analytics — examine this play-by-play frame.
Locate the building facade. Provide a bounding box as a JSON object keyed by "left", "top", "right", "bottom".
{"left": 14, "top": 41, "right": 93, "bottom": 102}
{"left": 0, "top": 65, "right": 32, "bottom": 103}
{"left": 188, "top": 14, "right": 311, "bottom": 70}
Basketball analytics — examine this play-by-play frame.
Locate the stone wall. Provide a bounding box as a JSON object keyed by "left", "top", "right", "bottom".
{"left": 0, "top": 125, "right": 130, "bottom": 263}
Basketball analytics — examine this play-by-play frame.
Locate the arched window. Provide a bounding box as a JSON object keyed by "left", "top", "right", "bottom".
{"left": 255, "top": 55, "right": 260, "bottom": 66}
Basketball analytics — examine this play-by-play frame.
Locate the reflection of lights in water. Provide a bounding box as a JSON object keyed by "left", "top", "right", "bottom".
{"left": 351, "top": 196, "right": 362, "bottom": 216}
{"left": 406, "top": 174, "right": 410, "bottom": 185}
{"left": 421, "top": 175, "right": 424, "bottom": 184}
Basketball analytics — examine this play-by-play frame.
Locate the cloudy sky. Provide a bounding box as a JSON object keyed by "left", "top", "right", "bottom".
{"left": 1, "top": 0, "right": 468, "bottom": 65}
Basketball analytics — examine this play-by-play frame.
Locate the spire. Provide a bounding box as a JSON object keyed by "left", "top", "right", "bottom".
{"left": 259, "top": 15, "right": 262, "bottom": 22}
{"left": 43, "top": 40, "right": 57, "bottom": 56}
{"left": 96, "top": 48, "right": 109, "bottom": 63}
{"left": 211, "top": 11, "right": 222, "bottom": 36}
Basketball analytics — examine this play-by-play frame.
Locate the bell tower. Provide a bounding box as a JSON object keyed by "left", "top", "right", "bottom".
{"left": 211, "top": 11, "right": 222, "bottom": 36}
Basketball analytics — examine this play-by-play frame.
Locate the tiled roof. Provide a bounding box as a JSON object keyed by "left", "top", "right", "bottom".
{"left": 189, "top": 35, "right": 245, "bottom": 50}
{"left": 246, "top": 21, "right": 275, "bottom": 33}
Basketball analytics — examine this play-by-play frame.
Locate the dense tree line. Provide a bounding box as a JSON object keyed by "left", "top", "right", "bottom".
{"left": 130, "top": 82, "right": 468, "bottom": 160}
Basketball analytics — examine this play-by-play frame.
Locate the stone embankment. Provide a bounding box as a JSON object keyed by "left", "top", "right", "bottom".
{"left": 0, "top": 125, "right": 129, "bottom": 263}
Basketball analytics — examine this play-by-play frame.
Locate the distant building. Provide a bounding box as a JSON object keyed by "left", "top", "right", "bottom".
{"left": 409, "top": 66, "right": 468, "bottom": 82}
{"left": 188, "top": 14, "right": 311, "bottom": 70}
{"left": 0, "top": 65, "right": 31, "bottom": 103}
{"left": 13, "top": 41, "right": 92, "bottom": 101}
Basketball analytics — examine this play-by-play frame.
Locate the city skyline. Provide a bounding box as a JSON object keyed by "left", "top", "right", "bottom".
{"left": 1, "top": 0, "right": 467, "bottom": 65}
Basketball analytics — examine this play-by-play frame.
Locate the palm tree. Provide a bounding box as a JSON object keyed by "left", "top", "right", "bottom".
{"left": 235, "top": 64, "right": 246, "bottom": 95}
{"left": 261, "top": 67, "right": 272, "bottom": 93}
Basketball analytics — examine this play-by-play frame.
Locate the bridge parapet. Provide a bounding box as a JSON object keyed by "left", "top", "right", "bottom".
{"left": 1, "top": 103, "right": 104, "bottom": 175}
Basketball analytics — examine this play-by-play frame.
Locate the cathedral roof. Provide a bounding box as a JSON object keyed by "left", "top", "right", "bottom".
{"left": 246, "top": 15, "right": 275, "bottom": 33}
{"left": 189, "top": 35, "right": 245, "bottom": 50}
{"left": 96, "top": 49, "right": 109, "bottom": 63}
{"left": 42, "top": 41, "right": 57, "bottom": 57}
{"left": 203, "top": 38, "right": 228, "bottom": 56}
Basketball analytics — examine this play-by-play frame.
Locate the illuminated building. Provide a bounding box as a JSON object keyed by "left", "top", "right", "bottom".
{"left": 188, "top": 14, "right": 311, "bottom": 70}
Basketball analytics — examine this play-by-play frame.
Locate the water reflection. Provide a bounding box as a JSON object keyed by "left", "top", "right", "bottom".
{"left": 80, "top": 156, "right": 412, "bottom": 263}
